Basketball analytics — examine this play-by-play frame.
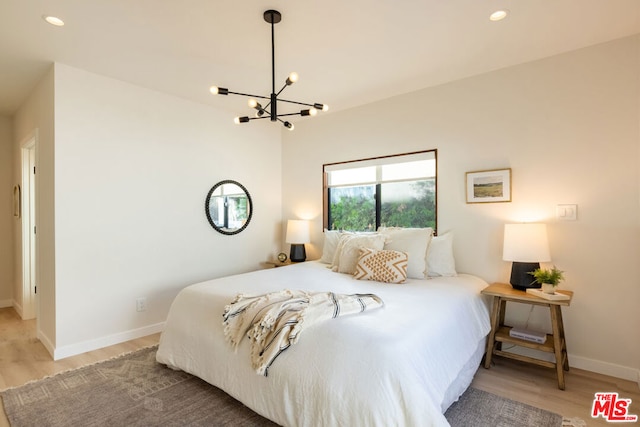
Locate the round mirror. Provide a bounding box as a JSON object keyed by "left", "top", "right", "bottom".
{"left": 205, "top": 180, "right": 253, "bottom": 235}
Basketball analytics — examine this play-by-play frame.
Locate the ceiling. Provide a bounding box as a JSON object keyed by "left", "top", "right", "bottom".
{"left": 1, "top": 0, "right": 639, "bottom": 118}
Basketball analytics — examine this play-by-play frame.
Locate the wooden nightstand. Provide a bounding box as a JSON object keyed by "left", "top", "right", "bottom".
{"left": 481, "top": 282, "right": 573, "bottom": 390}
{"left": 264, "top": 260, "right": 294, "bottom": 268}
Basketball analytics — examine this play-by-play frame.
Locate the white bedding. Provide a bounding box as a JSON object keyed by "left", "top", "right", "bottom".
{"left": 156, "top": 261, "right": 491, "bottom": 427}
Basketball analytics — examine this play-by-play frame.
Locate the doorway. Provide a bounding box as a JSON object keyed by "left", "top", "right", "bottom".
{"left": 20, "top": 132, "right": 37, "bottom": 320}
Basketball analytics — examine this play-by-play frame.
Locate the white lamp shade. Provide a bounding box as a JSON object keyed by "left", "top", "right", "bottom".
{"left": 286, "top": 220, "right": 310, "bottom": 244}
{"left": 503, "top": 223, "right": 551, "bottom": 262}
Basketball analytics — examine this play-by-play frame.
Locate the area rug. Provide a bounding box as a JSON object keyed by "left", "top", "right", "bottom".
{"left": 1, "top": 346, "right": 563, "bottom": 426}
{"left": 445, "top": 387, "right": 564, "bottom": 426}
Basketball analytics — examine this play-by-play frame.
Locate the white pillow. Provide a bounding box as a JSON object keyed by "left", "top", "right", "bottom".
{"left": 333, "top": 234, "right": 386, "bottom": 274}
{"left": 426, "top": 232, "right": 457, "bottom": 277}
{"left": 320, "top": 229, "right": 342, "bottom": 264}
{"left": 331, "top": 233, "right": 354, "bottom": 269}
{"left": 378, "top": 227, "right": 433, "bottom": 279}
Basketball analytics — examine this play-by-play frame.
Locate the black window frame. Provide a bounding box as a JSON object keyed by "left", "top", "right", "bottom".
{"left": 323, "top": 150, "right": 437, "bottom": 233}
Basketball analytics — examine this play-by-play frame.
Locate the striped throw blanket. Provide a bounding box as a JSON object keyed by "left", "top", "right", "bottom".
{"left": 223, "top": 290, "right": 384, "bottom": 376}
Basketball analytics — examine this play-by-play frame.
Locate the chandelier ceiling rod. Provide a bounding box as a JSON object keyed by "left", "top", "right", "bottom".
{"left": 209, "top": 9, "right": 328, "bottom": 131}
{"left": 269, "top": 9, "right": 276, "bottom": 113}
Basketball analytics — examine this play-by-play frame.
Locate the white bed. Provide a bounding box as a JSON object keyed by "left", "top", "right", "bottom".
{"left": 156, "top": 261, "right": 491, "bottom": 427}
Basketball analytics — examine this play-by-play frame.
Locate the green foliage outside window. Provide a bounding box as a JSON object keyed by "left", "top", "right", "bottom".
{"left": 380, "top": 180, "right": 435, "bottom": 228}
{"left": 329, "top": 186, "right": 376, "bottom": 231}
{"left": 329, "top": 179, "right": 435, "bottom": 231}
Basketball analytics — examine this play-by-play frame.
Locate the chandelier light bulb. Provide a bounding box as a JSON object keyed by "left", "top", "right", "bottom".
{"left": 286, "top": 72, "right": 299, "bottom": 85}
{"left": 322, "top": 104, "right": 329, "bottom": 112}
{"left": 309, "top": 108, "right": 318, "bottom": 116}
{"left": 248, "top": 99, "right": 258, "bottom": 108}
{"left": 210, "top": 86, "right": 228, "bottom": 95}
{"left": 234, "top": 116, "right": 250, "bottom": 124}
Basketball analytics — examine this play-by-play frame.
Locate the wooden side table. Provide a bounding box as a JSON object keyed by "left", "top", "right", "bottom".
{"left": 481, "top": 282, "right": 573, "bottom": 390}
{"left": 264, "top": 260, "right": 295, "bottom": 268}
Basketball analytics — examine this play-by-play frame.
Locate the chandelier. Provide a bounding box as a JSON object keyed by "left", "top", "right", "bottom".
{"left": 209, "top": 10, "right": 328, "bottom": 131}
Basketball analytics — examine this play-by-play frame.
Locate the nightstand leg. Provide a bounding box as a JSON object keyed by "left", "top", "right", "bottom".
{"left": 550, "top": 306, "right": 566, "bottom": 390}
{"left": 484, "top": 296, "right": 501, "bottom": 369}
{"left": 496, "top": 299, "right": 506, "bottom": 351}
{"left": 555, "top": 306, "right": 570, "bottom": 371}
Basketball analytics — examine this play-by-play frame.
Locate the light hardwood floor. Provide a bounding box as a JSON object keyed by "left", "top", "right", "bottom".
{"left": 473, "top": 355, "right": 640, "bottom": 426}
{"left": 1, "top": 307, "right": 638, "bottom": 426}
{"left": 0, "top": 308, "right": 160, "bottom": 427}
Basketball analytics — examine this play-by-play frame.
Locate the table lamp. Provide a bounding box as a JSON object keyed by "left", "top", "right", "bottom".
{"left": 503, "top": 223, "right": 551, "bottom": 290}
{"left": 286, "top": 219, "right": 310, "bottom": 262}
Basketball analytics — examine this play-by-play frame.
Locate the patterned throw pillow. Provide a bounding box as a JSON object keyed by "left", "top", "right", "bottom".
{"left": 354, "top": 248, "right": 408, "bottom": 284}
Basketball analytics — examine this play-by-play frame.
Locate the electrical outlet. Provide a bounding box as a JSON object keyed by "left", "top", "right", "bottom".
{"left": 136, "top": 297, "right": 147, "bottom": 312}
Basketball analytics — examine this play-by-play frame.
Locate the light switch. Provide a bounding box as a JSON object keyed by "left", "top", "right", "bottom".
{"left": 556, "top": 204, "right": 577, "bottom": 221}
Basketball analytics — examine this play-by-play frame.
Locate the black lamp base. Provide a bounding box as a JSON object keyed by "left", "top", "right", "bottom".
{"left": 510, "top": 261, "right": 541, "bottom": 291}
{"left": 290, "top": 244, "right": 306, "bottom": 262}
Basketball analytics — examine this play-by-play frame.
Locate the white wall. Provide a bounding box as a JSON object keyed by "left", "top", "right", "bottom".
{"left": 51, "top": 63, "right": 282, "bottom": 357}
{"left": 0, "top": 115, "right": 13, "bottom": 306}
{"left": 282, "top": 36, "right": 640, "bottom": 381}
{"left": 13, "top": 67, "right": 56, "bottom": 344}
{"left": 11, "top": 63, "right": 283, "bottom": 359}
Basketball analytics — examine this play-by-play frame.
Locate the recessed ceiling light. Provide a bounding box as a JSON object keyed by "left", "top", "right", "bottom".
{"left": 489, "top": 10, "right": 509, "bottom": 21}
{"left": 43, "top": 15, "right": 65, "bottom": 26}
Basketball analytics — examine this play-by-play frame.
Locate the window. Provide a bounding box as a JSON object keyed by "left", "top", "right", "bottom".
{"left": 323, "top": 150, "right": 437, "bottom": 232}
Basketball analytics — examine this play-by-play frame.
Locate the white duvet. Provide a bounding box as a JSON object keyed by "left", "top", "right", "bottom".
{"left": 156, "top": 261, "right": 491, "bottom": 427}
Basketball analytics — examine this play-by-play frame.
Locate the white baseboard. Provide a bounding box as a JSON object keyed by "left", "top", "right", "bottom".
{"left": 11, "top": 300, "right": 23, "bottom": 317}
{"left": 37, "top": 329, "right": 56, "bottom": 359}
{"left": 52, "top": 322, "right": 165, "bottom": 361}
{"left": 570, "top": 354, "right": 640, "bottom": 385}
{"left": 498, "top": 346, "right": 640, "bottom": 384}
{"left": 0, "top": 299, "right": 13, "bottom": 308}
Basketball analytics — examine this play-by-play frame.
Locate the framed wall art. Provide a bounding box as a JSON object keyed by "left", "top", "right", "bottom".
{"left": 466, "top": 168, "right": 511, "bottom": 203}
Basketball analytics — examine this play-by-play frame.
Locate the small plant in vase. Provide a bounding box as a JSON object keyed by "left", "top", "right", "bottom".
{"left": 529, "top": 266, "right": 565, "bottom": 294}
